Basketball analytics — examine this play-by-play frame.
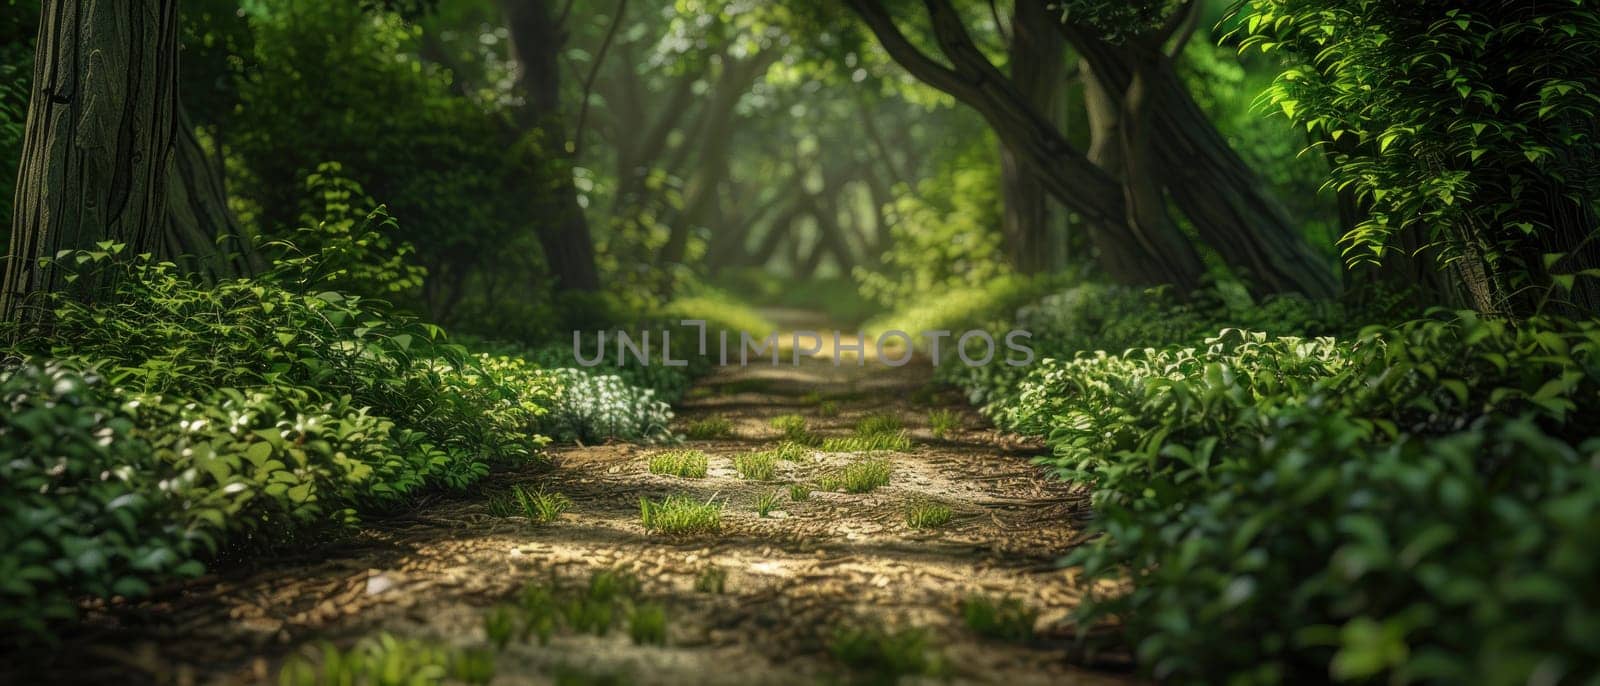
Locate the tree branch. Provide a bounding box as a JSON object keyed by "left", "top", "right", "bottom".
{"left": 574, "top": 0, "right": 628, "bottom": 158}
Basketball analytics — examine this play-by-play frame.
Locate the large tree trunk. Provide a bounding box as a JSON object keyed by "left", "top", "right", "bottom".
{"left": 502, "top": 0, "right": 601, "bottom": 292}
{"left": 3, "top": 0, "right": 181, "bottom": 322}
{"left": 162, "top": 105, "right": 263, "bottom": 282}
{"left": 998, "top": 0, "right": 1063, "bottom": 275}
{"left": 1061, "top": 21, "right": 1339, "bottom": 298}
{"left": 845, "top": 0, "right": 1203, "bottom": 288}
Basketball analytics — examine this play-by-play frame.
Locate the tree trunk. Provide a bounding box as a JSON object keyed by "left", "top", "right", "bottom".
{"left": 1062, "top": 22, "right": 1339, "bottom": 298}
{"left": 998, "top": 0, "right": 1063, "bottom": 275}
{"left": 501, "top": 0, "right": 601, "bottom": 292}
{"left": 3, "top": 0, "right": 181, "bottom": 322}
{"left": 162, "top": 105, "right": 263, "bottom": 282}
{"left": 845, "top": 0, "right": 1203, "bottom": 288}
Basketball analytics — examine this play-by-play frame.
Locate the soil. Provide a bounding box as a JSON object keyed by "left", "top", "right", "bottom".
{"left": 6, "top": 313, "right": 1134, "bottom": 685}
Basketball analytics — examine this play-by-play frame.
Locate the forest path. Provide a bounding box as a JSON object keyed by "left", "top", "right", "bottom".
{"left": 20, "top": 311, "right": 1130, "bottom": 685}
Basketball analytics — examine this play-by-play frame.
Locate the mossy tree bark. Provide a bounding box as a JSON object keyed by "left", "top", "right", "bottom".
{"left": 3, "top": 0, "right": 181, "bottom": 322}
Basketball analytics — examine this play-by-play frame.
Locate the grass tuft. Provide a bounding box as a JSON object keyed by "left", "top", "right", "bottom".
{"left": 639, "top": 494, "right": 723, "bottom": 536}
{"left": 818, "top": 458, "right": 892, "bottom": 493}
{"left": 928, "top": 409, "right": 960, "bottom": 438}
{"left": 733, "top": 450, "right": 779, "bottom": 481}
{"left": 754, "top": 489, "right": 782, "bottom": 517}
{"left": 827, "top": 625, "right": 946, "bottom": 679}
{"left": 694, "top": 567, "right": 727, "bottom": 594}
{"left": 628, "top": 603, "right": 668, "bottom": 645}
{"left": 487, "top": 485, "right": 570, "bottom": 524}
{"left": 648, "top": 449, "right": 709, "bottom": 478}
{"left": 769, "top": 413, "right": 815, "bottom": 443}
{"left": 960, "top": 594, "right": 1037, "bottom": 642}
{"left": 683, "top": 416, "right": 734, "bottom": 439}
{"left": 904, "top": 499, "right": 953, "bottom": 529}
{"left": 854, "top": 413, "right": 903, "bottom": 436}
{"left": 817, "top": 400, "right": 840, "bottom": 417}
{"left": 772, "top": 440, "right": 809, "bottom": 461}
{"left": 819, "top": 431, "right": 912, "bottom": 453}
{"left": 788, "top": 483, "right": 812, "bottom": 501}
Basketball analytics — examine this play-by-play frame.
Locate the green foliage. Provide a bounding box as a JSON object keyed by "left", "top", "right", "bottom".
{"left": 1235, "top": 1, "right": 1600, "bottom": 313}
{"left": 827, "top": 625, "right": 946, "bottom": 680}
{"left": 266, "top": 163, "right": 427, "bottom": 300}
{"left": 960, "top": 595, "right": 1036, "bottom": 642}
{"left": 232, "top": 1, "right": 554, "bottom": 335}
{"left": 276, "top": 632, "right": 495, "bottom": 686}
{"left": 903, "top": 499, "right": 952, "bottom": 529}
{"left": 647, "top": 450, "right": 709, "bottom": 478}
{"left": 787, "top": 484, "right": 812, "bottom": 502}
{"left": 987, "top": 308, "right": 1600, "bottom": 684}
{"left": 0, "top": 245, "right": 564, "bottom": 636}
{"left": 541, "top": 369, "right": 674, "bottom": 444}
{"left": 485, "top": 486, "right": 569, "bottom": 524}
{"left": 683, "top": 416, "right": 734, "bottom": 440}
{"left": 818, "top": 459, "right": 892, "bottom": 493}
{"left": 638, "top": 494, "right": 723, "bottom": 536}
{"left": 855, "top": 139, "right": 1009, "bottom": 308}
{"left": 733, "top": 451, "right": 779, "bottom": 481}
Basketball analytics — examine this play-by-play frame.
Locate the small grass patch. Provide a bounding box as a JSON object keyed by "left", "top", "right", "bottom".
{"left": 639, "top": 494, "right": 723, "bottom": 536}
{"left": 683, "top": 416, "right": 734, "bottom": 440}
{"left": 960, "top": 594, "right": 1037, "bottom": 642}
{"left": 628, "top": 603, "right": 668, "bottom": 645}
{"left": 718, "top": 378, "right": 773, "bottom": 395}
{"left": 928, "top": 409, "right": 960, "bottom": 438}
{"left": 733, "top": 450, "right": 779, "bottom": 480}
{"left": 800, "top": 391, "right": 825, "bottom": 405}
{"left": 694, "top": 567, "right": 727, "bottom": 594}
{"left": 827, "top": 625, "right": 946, "bottom": 679}
{"left": 788, "top": 483, "right": 812, "bottom": 501}
{"left": 482, "top": 569, "right": 663, "bottom": 652}
{"left": 769, "top": 413, "right": 814, "bottom": 443}
{"left": 279, "top": 633, "right": 495, "bottom": 685}
{"left": 817, "top": 400, "right": 840, "bottom": 417}
{"left": 648, "top": 449, "right": 709, "bottom": 478}
{"left": 818, "top": 459, "right": 892, "bottom": 493}
{"left": 754, "top": 489, "right": 782, "bottom": 517}
{"left": 772, "top": 440, "right": 808, "bottom": 461}
{"left": 487, "top": 485, "right": 570, "bottom": 523}
{"left": 819, "top": 431, "right": 912, "bottom": 452}
{"left": 905, "top": 499, "right": 953, "bottom": 529}
{"left": 854, "top": 413, "right": 903, "bottom": 436}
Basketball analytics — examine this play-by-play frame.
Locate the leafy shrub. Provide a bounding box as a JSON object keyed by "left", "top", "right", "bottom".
{"left": 0, "top": 247, "right": 561, "bottom": 636}
{"left": 540, "top": 369, "right": 672, "bottom": 444}
{"left": 997, "top": 312, "right": 1600, "bottom": 684}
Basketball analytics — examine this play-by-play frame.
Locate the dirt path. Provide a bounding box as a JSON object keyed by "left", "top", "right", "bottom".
{"left": 10, "top": 315, "right": 1131, "bottom": 685}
